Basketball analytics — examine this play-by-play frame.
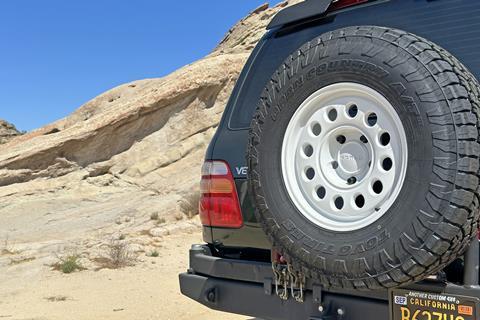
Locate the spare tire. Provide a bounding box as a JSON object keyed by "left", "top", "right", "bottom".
{"left": 247, "top": 26, "right": 480, "bottom": 290}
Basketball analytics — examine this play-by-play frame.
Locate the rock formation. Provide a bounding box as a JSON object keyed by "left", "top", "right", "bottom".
{"left": 0, "top": 1, "right": 301, "bottom": 271}
{"left": 0, "top": 119, "right": 21, "bottom": 144}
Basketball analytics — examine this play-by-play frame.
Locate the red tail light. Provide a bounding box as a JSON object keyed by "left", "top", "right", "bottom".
{"left": 328, "top": 0, "right": 368, "bottom": 12}
{"left": 199, "top": 161, "right": 243, "bottom": 228}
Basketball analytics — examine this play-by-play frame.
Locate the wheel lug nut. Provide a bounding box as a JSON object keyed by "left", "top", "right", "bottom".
{"left": 336, "top": 135, "right": 346, "bottom": 144}
{"left": 332, "top": 161, "right": 339, "bottom": 169}
{"left": 347, "top": 177, "right": 357, "bottom": 185}
{"left": 360, "top": 135, "right": 368, "bottom": 143}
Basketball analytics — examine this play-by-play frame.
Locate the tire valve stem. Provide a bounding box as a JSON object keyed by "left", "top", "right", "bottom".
{"left": 347, "top": 177, "right": 357, "bottom": 185}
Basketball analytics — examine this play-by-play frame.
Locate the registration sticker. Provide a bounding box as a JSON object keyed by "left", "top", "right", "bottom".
{"left": 394, "top": 295, "right": 408, "bottom": 306}
{"left": 390, "top": 289, "right": 479, "bottom": 320}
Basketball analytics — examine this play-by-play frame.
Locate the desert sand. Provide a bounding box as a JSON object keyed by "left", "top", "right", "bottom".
{"left": 0, "top": 226, "right": 248, "bottom": 320}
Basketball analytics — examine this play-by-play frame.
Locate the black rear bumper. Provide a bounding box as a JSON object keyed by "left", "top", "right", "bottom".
{"left": 179, "top": 244, "right": 480, "bottom": 320}
{"left": 179, "top": 273, "right": 389, "bottom": 320}
{"left": 179, "top": 245, "right": 389, "bottom": 320}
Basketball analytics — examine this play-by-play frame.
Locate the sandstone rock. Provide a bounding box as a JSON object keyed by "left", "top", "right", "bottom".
{"left": 0, "top": 1, "right": 303, "bottom": 275}
{"left": 212, "top": 1, "right": 297, "bottom": 55}
{"left": 0, "top": 119, "right": 21, "bottom": 144}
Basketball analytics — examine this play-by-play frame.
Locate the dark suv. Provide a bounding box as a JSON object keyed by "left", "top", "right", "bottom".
{"left": 179, "top": 1, "right": 480, "bottom": 319}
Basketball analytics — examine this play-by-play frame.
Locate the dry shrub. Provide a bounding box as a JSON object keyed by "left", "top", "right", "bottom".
{"left": 9, "top": 256, "right": 35, "bottom": 265}
{"left": 45, "top": 295, "right": 68, "bottom": 302}
{"left": 179, "top": 192, "right": 200, "bottom": 219}
{"left": 96, "top": 239, "right": 136, "bottom": 269}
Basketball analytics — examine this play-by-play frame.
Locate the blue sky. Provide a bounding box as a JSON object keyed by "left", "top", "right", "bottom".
{"left": 1, "top": 1, "right": 281, "bottom": 131}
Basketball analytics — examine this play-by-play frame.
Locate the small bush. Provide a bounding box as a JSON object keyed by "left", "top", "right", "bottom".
{"left": 149, "top": 250, "right": 159, "bottom": 257}
{"left": 118, "top": 234, "right": 126, "bottom": 240}
{"left": 179, "top": 192, "right": 200, "bottom": 219}
{"left": 150, "top": 212, "right": 159, "bottom": 220}
{"left": 96, "top": 240, "right": 136, "bottom": 269}
{"left": 55, "top": 255, "right": 82, "bottom": 274}
{"left": 156, "top": 217, "right": 166, "bottom": 225}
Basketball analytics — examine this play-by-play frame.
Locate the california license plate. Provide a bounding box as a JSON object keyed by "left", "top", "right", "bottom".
{"left": 390, "top": 289, "right": 479, "bottom": 320}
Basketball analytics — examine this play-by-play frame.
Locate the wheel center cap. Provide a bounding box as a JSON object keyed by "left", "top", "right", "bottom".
{"left": 338, "top": 142, "right": 368, "bottom": 174}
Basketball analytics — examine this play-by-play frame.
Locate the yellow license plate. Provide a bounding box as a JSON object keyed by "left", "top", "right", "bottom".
{"left": 390, "top": 289, "right": 479, "bottom": 320}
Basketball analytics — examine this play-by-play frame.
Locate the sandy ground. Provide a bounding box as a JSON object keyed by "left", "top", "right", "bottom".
{"left": 0, "top": 230, "right": 249, "bottom": 320}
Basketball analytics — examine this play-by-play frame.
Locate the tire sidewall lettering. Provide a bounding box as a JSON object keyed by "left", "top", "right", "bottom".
{"left": 282, "top": 219, "right": 390, "bottom": 256}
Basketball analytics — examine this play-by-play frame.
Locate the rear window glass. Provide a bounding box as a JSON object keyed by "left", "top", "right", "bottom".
{"left": 228, "top": 42, "right": 288, "bottom": 129}
{"left": 228, "top": 30, "right": 316, "bottom": 129}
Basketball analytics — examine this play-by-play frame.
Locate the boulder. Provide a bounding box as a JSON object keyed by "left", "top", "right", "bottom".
{"left": 0, "top": 120, "right": 21, "bottom": 144}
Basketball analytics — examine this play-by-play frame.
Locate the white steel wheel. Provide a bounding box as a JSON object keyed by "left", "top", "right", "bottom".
{"left": 281, "top": 83, "right": 408, "bottom": 231}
